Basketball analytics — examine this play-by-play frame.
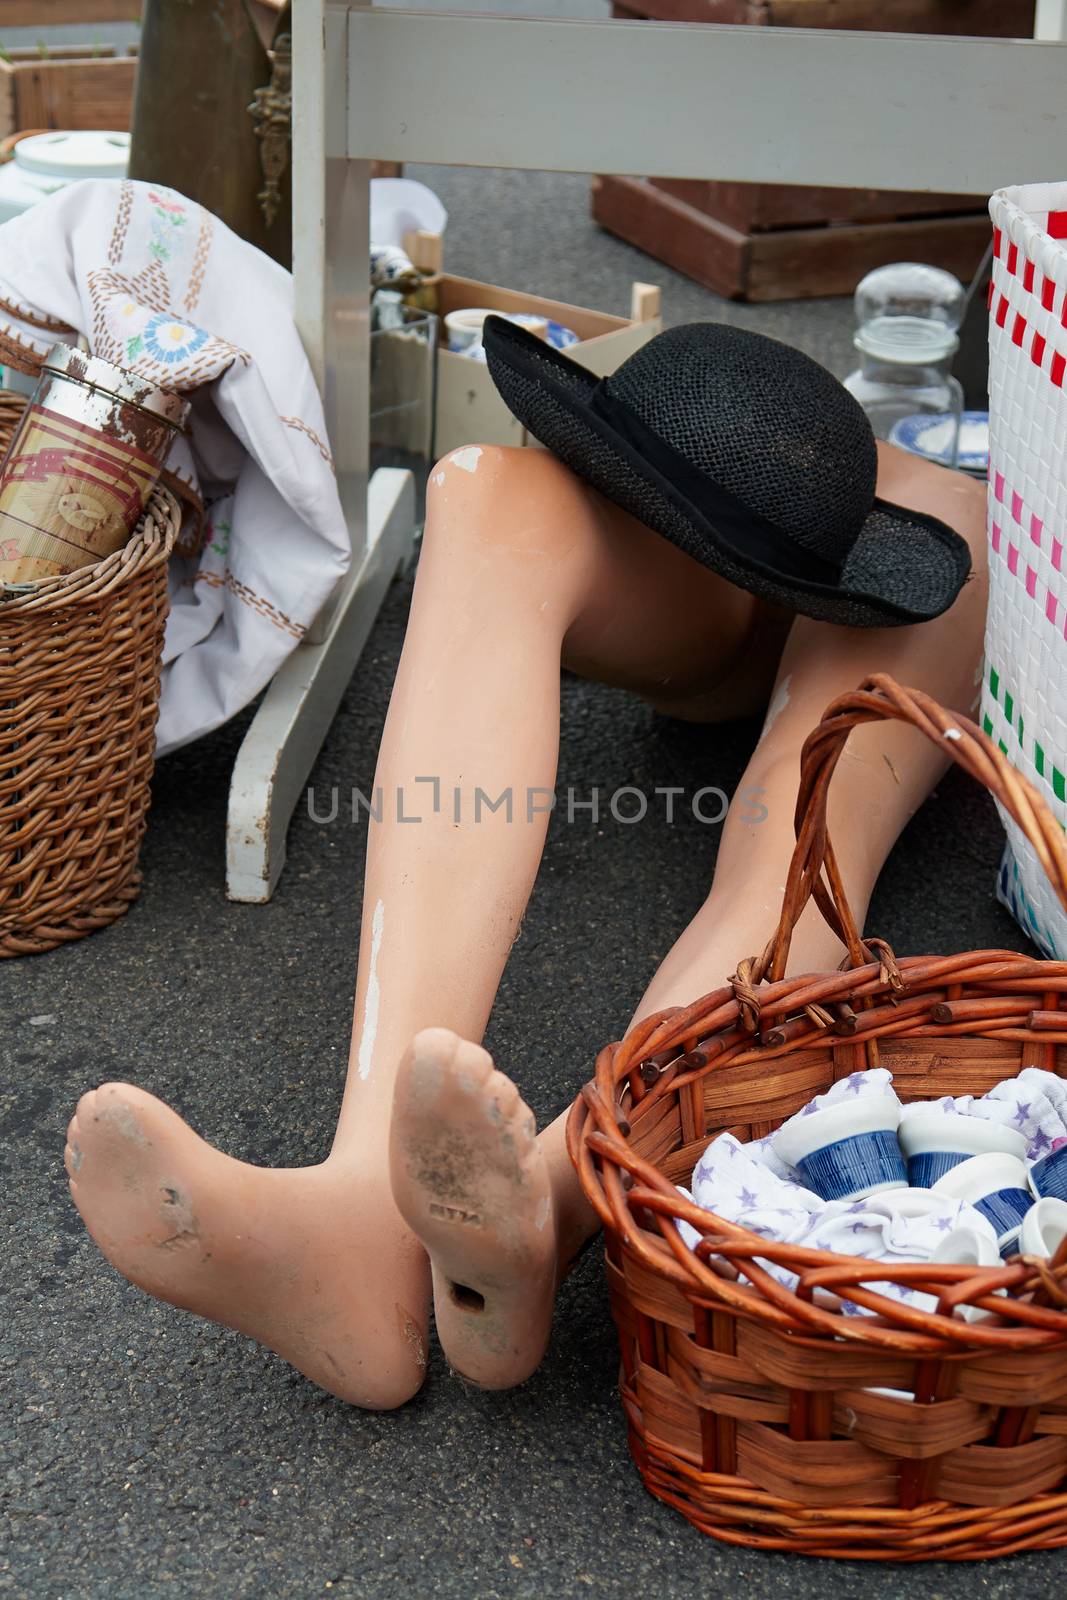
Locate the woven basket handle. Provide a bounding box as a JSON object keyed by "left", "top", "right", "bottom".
{"left": 751, "top": 673, "right": 1067, "bottom": 988}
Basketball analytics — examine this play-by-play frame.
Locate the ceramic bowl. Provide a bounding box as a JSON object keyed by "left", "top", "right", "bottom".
{"left": 932, "top": 1152, "right": 1032, "bottom": 1258}
{"left": 898, "top": 1107, "right": 1027, "bottom": 1188}
{"left": 774, "top": 1093, "right": 905, "bottom": 1202}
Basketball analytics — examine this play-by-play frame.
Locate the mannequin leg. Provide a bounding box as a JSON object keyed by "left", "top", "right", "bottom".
{"left": 392, "top": 442, "right": 989, "bottom": 1387}
{"left": 66, "top": 438, "right": 985, "bottom": 1401}
{"left": 64, "top": 445, "right": 765, "bottom": 1409}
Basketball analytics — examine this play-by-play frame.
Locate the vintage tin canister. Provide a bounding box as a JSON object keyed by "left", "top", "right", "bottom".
{"left": 0, "top": 344, "right": 188, "bottom": 584}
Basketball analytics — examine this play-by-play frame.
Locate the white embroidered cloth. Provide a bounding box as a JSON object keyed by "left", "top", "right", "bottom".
{"left": 0, "top": 178, "right": 350, "bottom": 753}
{"left": 676, "top": 1067, "right": 1067, "bottom": 1317}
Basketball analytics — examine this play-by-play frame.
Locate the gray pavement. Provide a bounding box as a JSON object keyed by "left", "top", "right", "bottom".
{"left": 1, "top": 168, "right": 1059, "bottom": 1598}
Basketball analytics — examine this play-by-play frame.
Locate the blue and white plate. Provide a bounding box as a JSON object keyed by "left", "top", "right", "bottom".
{"left": 495, "top": 315, "right": 579, "bottom": 351}
{"left": 888, "top": 410, "right": 989, "bottom": 475}
{"left": 545, "top": 320, "right": 580, "bottom": 350}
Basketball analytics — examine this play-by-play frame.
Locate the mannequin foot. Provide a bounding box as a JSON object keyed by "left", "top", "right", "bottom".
{"left": 389, "top": 1028, "right": 557, "bottom": 1389}
{"left": 65, "top": 1083, "right": 430, "bottom": 1410}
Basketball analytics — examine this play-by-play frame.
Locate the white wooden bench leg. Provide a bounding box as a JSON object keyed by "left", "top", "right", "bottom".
{"left": 226, "top": 468, "right": 414, "bottom": 903}
{"left": 226, "top": 0, "right": 393, "bottom": 903}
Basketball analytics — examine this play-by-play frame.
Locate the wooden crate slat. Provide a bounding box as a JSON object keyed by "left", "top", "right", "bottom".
{"left": 0, "top": 0, "right": 139, "bottom": 22}
{"left": 613, "top": 0, "right": 1034, "bottom": 33}
{"left": 652, "top": 177, "right": 983, "bottom": 233}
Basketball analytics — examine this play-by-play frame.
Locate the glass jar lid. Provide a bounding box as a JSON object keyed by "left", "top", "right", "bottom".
{"left": 853, "top": 262, "right": 964, "bottom": 365}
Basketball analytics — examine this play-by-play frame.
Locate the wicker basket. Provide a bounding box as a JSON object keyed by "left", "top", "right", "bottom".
{"left": 568, "top": 675, "right": 1067, "bottom": 1561}
{"left": 0, "top": 393, "right": 178, "bottom": 957}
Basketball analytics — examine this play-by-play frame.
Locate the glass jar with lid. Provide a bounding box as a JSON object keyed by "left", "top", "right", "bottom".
{"left": 843, "top": 263, "right": 965, "bottom": 470}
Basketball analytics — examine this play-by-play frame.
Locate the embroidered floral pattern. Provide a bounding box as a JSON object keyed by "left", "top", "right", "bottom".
{"left": 140, "top": 312, "right": 210, "bottom": 366}
{"left": 147, "top": 189, "right": 188, "bottom": 262}
{"left": 208, "top": 517, "right": 231, "bottom": 558}
{"left": 93, "top": 271, "right": 248, "bottom": 386}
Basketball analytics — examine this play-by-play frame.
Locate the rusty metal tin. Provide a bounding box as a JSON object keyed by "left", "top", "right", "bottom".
{"left": 0, "top": 342, "right": 189, "bottom": 586}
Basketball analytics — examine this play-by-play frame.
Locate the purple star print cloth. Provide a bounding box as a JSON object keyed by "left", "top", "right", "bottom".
{"left": 898, "top": 1067, "right": 1067, "bottom": 1162}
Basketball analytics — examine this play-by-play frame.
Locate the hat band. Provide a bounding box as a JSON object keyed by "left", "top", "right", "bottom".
{"left": 588, "top": 385, "right": 847, "bottom": 586}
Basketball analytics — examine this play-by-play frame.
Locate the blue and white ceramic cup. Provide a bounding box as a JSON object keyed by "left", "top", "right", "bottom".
{"left": 932, "top": 1152, "right": 1033, "bottom": 1258}
{"left": 1028, "top": 1140, "right": 1067, "bottom": 1203}
{"left": 898, "top": 1108, "right": 1027, "bottom": 1188}
{"left": 774, "top": 1093, "right": 906, "bottom": 1202}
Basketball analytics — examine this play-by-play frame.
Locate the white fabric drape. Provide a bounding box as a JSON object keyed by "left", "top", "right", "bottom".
{"left": 0, "top": 178, "right": 350, "bottom": 753}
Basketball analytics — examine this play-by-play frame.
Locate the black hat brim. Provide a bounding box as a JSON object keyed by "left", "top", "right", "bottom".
{"left": 483, "top": 316, "right": 971, "bottom": 629}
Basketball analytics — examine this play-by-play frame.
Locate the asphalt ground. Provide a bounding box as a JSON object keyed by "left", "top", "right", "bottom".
{"left": 2, "top": 167, "right": 1054, "bottom": 1598}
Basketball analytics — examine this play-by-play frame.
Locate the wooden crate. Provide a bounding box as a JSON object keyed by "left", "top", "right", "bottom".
{"left": 595, "top": 0, "right": 1035, "bottom": 300}
{"left": 0, "top": 47, "right": 137, "bottom": 136}
{"left": 592, "top": 175, "right": 994, "bottom": 302}
{"left": 404, "top": 238, "right": 662, "bottom": 458}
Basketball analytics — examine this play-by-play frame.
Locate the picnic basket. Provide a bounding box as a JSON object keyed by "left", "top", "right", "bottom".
{"left": 0, "top": 392, "right": 178, "bottom": 957}
{"left": 568, "top": 674, "right": 1067, "bottom": 1560}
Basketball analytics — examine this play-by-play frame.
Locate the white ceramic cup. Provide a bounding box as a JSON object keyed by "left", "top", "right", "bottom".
{"left": 444, "top": 307, "right": 548, "bottom": 353}
{"left": 444, "top": 307, "right": 492, "bottom": 352}
{"left": 930, "top": 1223, "right": 1002, "bottom": 1270}
{"left": 1019, "top": 1195, "right": 1067, "bottom": 1259}
{"left": 774, "top": 1092, "right": 905, "bottom": 1202}
{"left": 898, "top": 1108, "right": 1027, "bottom": 1188}
{"left": 931, "top": 1152, "right": 1032, "bottom": 1258}
{"left": 930, "top": 1222, "right": 1003, "bottom": 1322}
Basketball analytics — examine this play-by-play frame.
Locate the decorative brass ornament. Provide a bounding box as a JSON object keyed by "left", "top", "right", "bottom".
{"left": 248, "top": 31, "right": 292, "bottom": 229}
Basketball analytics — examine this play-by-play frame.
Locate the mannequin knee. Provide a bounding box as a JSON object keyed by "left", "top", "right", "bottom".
{"left": 424, "top": 444, "right": 590, "bottom": 565}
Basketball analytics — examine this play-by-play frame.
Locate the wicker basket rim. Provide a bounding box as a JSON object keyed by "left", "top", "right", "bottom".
{"left": 992, "top": 184, "right": 1067, "bottom": 289}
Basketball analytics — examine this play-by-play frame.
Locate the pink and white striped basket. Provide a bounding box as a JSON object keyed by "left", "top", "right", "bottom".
{"left": 984, "top": 183, "right": 1067, "bottom": 957}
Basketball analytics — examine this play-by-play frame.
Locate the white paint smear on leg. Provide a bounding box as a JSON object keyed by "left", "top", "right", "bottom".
{"left": 357, "top": 898, "right": 385, "bottom": 1080}
{"left": 534, "top": 1194, "right": 551, "bottom": 1232}
{"left": 433, "top": 469, "right": 446, "bottom": 486}
{"left": 449, "top": 446, "right": 482, "bottom": 474}
{"left": 760, "top": 674, "right": 791, "bottom": 740}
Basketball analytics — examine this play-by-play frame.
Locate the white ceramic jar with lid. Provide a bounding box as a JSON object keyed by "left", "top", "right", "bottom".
{"left": 0, "top": 129, "right": 130, "bottom": 225}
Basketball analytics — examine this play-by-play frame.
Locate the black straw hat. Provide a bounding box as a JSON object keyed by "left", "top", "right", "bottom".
{"left": 482, "top": 317, "right": 971, "bottom": 628}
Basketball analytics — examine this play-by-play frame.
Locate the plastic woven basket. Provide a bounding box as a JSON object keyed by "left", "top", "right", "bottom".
{"left": 568, "top": 675, "right": 1067, "bottom": 1561}
{"left": 984, "top": 183, "right": 1067, "bottom": 956}
{"left": 0, "top": 393, "right": 178, "bottom": 956}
